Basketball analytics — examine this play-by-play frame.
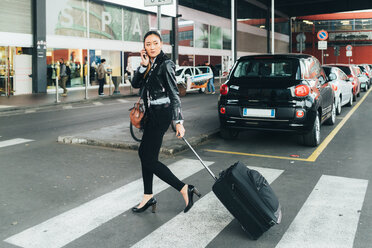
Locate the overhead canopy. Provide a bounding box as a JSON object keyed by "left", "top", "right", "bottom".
{"left": 179, "top": 0, "right": 372, "bottom": 19}
{"left": 252, "top": 0, "right": 372, "bottom": 17}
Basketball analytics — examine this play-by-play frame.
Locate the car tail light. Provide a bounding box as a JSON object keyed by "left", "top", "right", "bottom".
{"left": 294, "top": 85, "right": 310, "bottom": 97}
{"left": 220, "top": 84, "right": 229, "bottom": 95}
{"left": 220, "top": 107, "right": 226, "bottom": 114}
{"left": 296, "top": 110, "right": 305, "bottom": 118}
{"left": 331, "top": 84, "right": 338, "bottom": 91}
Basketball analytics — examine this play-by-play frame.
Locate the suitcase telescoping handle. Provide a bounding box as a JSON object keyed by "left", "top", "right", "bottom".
{"left": 182, "top": 137, "right": 218, "bottom": 181}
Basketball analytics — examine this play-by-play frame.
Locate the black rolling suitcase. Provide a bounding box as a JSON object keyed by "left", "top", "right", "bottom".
{"left": 182, "top": 137, "right": 282, "bottom": 240}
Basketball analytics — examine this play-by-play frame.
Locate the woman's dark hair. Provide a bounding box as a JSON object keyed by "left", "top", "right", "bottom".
{"left": 101, "top": 59, "right": 106, "bottom": 63}
{"left": 143, "top": 30, "right": 162, "bottom": 42}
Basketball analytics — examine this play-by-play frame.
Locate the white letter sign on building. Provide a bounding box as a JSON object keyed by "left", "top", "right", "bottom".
{"left": 144, "top": 0, "right": 173, "bottom": 6}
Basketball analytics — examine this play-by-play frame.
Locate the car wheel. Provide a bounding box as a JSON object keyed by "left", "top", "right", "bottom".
{"left": 199, "top": 88, "right": 206, "bottom": 94}
{"left": 357, "top": 90, "right": 360, "bottom": 97}
{"left": 220, "top": 127, "right": 239, "bottom": 139}
{"left": 325, "top": 101, "right": 336, "bottom": 125}
{"left": 346, "top": 92, "right": 353, "bottom": 107}
{"left": 336, "top": 96, "right": 342, "bottom": 115}
{"left": 353, "top": 93, "right": 357, "bottom": 101}
{"left": 366, "top": 83, "right": 369, "bottom": 91}
{"left": 302, "top": 113, "right": 320, "bottom": 147}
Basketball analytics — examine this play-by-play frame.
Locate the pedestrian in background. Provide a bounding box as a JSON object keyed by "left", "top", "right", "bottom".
{"left": 59, "top": 58, "right": 68, "bottom": 96}
{"left": 131, "top": 30, "right": 200, "bottom": 214}
{"left": 205, "top": 61, "right": 216, "bottom": 94}
{"left": 97, "top": 59, "right": 107, "bottom": 96}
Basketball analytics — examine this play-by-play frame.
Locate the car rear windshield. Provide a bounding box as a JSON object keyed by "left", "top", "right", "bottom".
{"left": 323, "top": 67, "right": 332, "bottom": 76}
{"left": 232, "top": 59, "right": 300, "bottom": 79}
{"left": 336, "top": 66, "right": 351, "bottom": 75}
{"left": 175, "top": 69, "right": 183, "bottom": 76}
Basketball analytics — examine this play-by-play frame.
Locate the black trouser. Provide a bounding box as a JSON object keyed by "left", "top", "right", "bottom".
{"left": 138, "top": 104, "right": 185, "bottom": 194}
{"left": 98, "top": 78, "right": 105, "bottom": 94}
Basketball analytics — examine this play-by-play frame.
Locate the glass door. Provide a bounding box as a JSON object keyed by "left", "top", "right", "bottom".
{"left": 0, "top": 46, "right": 14, "bottom": 96}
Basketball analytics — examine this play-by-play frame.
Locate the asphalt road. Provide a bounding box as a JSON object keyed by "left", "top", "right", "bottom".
{"left": 1, "top": 89, "right": 372, "bottom": 248}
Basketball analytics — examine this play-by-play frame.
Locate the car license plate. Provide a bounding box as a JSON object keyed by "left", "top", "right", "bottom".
{"left": 243, "top": 108, "right": 275, "bottom": 118}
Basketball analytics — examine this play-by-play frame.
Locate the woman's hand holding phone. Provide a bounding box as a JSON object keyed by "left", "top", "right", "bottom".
{"left": 140, "top": 49, "right": 149, "bottom": 67}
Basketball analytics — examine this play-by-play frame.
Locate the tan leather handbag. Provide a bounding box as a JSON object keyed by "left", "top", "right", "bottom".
{"left": 129, "top": 98, "right": 144, "bottom": 129}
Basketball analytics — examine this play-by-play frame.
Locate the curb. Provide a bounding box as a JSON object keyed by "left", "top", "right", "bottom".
{"left": 57, "top": 129, "right": 219, "bottom": 155}
{"left": 0, "top": 93, "right": 139, "bottom": 113}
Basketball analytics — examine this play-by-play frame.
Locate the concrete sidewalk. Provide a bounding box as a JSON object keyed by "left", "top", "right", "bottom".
{"left": 57, "top": 94, "right": 221, "bottom": 155}
{"left": 0, "top": 84, "right": 138, "bottom": 112}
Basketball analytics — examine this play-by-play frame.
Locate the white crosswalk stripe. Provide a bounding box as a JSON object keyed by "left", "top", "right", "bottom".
{"left": 117, "top": 99, "right": 129, "bottom": 103}
{"left": 3, "top": 159, "right": 369, "bottom": 248}
{"left": 0, "top": 138, "right": 34, "bottom": 148}
{"left": 131, "top": 167, "right": 284, "bottom": 248}
{"left": 4, "top": 159, "right": 214, "bottom": 248}
{"left": 0, "top": 105, "right": 14, "bottom": 109}
{"left": 275, "top": 175, "right": 368, "bottom": 248}
{"left": 93, "top": 102, "right": 104, "bottom": 106}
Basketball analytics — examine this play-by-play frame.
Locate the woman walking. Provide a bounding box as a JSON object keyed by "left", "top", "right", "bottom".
{"left": 131, "top": 31, "right": 200, "bottom": 214}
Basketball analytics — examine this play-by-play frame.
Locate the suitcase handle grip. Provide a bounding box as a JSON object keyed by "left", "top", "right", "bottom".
{"left": 182, "top": 137, "right": 218, "bottom": 181}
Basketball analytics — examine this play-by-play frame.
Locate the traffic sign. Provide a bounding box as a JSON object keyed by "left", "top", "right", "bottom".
{"left": 346, "top": 45, "right": 353, "bottom": 51}
{"left": 317, "top": 30, "right": 328, "bottom": 41}
{"left": 144, "top": 0, "right": 173, "bottom": 6}
{"left": 318, "top": 41, "right": 327, "bottom": 50}
{"left": 346, "top": 51, "right": 352, "bottom": 57}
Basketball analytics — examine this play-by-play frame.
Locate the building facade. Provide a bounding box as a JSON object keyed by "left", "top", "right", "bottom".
{"left": 292, "top": 11, "right": 372, "bottom": 65}
{"left": 0, "top": 0, "right": 289, "bottom": 96}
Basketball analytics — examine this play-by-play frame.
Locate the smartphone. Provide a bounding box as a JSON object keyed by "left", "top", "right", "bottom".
{"left": 142, "top": 47, "right": 147, "bottom": 60}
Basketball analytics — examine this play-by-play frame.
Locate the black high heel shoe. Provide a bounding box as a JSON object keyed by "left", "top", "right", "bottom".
{"left": 132, "top": 197, "right": 157, "bottom": 213}
{"left": 184, "top": 185, "right": 201, "bottom": 213}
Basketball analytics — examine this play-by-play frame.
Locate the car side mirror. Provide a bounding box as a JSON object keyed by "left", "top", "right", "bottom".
{"left": 329, "top": 73, "right": 337, "bottom": 81}
{"left": 318, "top": 76, "right": 326, "bottom": 84}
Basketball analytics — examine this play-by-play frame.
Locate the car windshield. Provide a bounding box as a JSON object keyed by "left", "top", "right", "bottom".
{"left": 232, "top": 59, "right": 298, "bottom": 79}
{"left": 336, "top": 66, "right": 352, "bottom": 76}
{"left": 198, "top": 67, "right": 209, "bottom": 74}
{"left": 358, "top": 66, "right": 366, "bottom": 72}
{"left": 323, "top": 67, "right": 332, "bottom": 76}
{"left": 175, "top": 69, "right": 183, "bottom": 76}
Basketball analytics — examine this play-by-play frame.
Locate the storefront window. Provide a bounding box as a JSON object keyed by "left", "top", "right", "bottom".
{"left": 222, "top": 28, "right": 231, "bottom": 50}
{"left": 47, "top": 48, "right": 87, "bottom": 88}
{"left": 148, "top": 14, "right": 173, "bottom": 45}
{"left": 161, "top": 17, "right": 173, "bottom": 45}
{"left": 124, "top": 9, "right": 150, "bottom": 42}
{"left": 178, "top": 19, "right": 194, "bottom": 47}
{"left": 179, "top": 54, "right": 194, "bottom": 66}
{"left": 0, "top": 47, "right": 13, "bottom": 95}
{"left": 210, "top": 26, "right": 222, "bottom": 49}
{"left": 0, "top": 0, "right": 32, "bottom": 34}
{"left": 46, "top": 0, "right": 88, "bottom": 37}
{"left": 89, "top": 50, "right": 121, "bottom": 86}
{"left": 195, "top": 22, "right": 209, "bottom": 48}
{"left": 210, "top": 56, "right": 222, "bottom": 76}
{"left": 222, "top": 56, "right": 233, "bottom": 77}
{"left": 195, "top": 55, "right": 208, "bottom": 66}
{"left": 89, "top": 2, "right": 123, "bottom": 40}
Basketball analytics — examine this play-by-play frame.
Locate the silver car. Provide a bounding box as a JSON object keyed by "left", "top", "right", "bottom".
{"left": 355, "top": 65, "right": 369, "bottom": 91}
{"left": 323, "top": 66, "right": 354, "bottom": 115}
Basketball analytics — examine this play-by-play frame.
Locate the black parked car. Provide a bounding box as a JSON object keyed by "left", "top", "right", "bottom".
{"left": 218, "top": 54, "right": 335, "bottom": 146}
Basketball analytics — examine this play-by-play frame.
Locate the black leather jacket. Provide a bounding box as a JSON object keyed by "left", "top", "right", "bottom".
{"left": 131, "top": 51, "right": 183, "bottom": 122}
